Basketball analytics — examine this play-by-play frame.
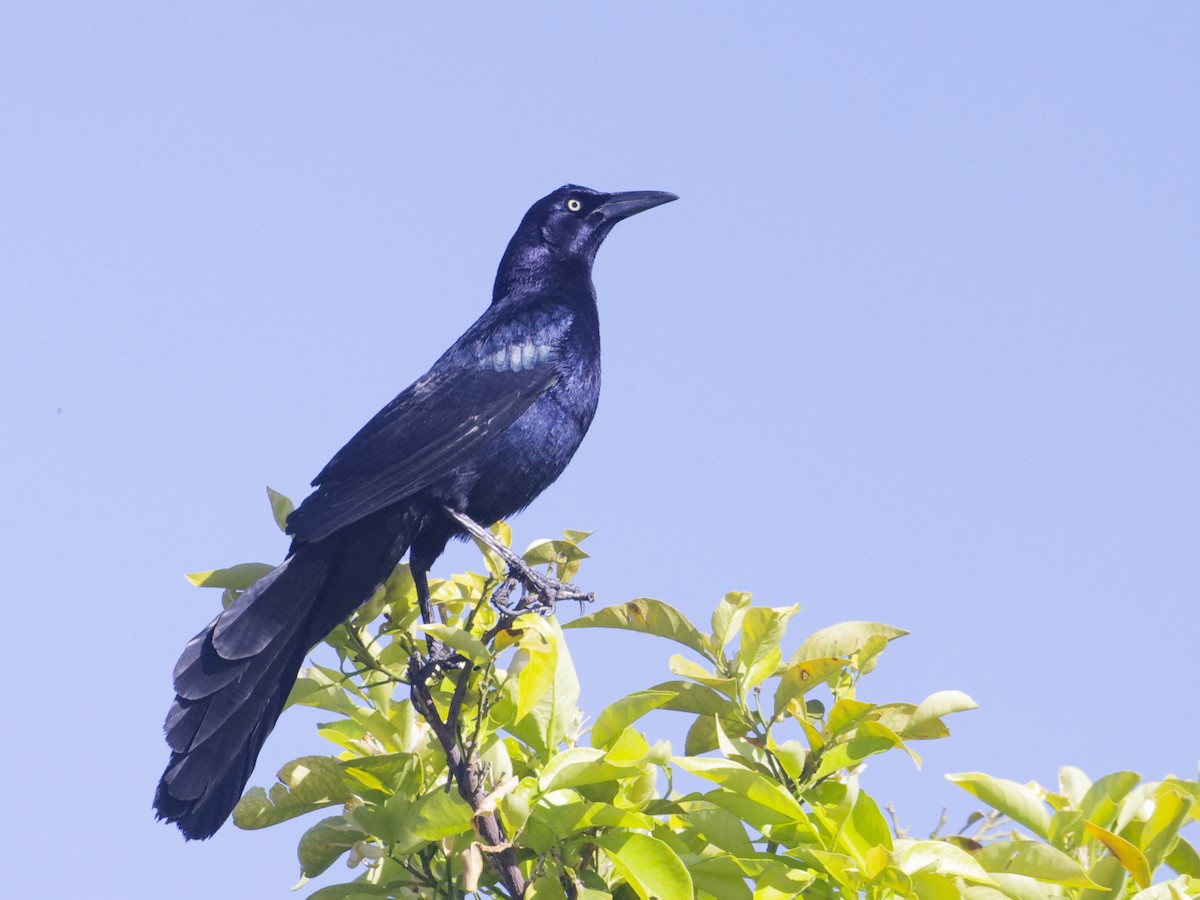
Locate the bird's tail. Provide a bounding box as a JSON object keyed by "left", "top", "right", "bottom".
{"left": 154, "top": 507, "right": 417, "bottom": 840}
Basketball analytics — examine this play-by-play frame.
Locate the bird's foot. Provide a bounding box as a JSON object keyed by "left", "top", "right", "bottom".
{"left": 512, "top": 565, "right": 593, "bottom": 614}
{"left": 445, "top": 507, "right": 595, "bottom": 616}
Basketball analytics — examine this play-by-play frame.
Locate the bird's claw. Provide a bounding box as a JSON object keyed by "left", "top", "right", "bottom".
{"left": 487, "top": 565, "right": 594, "bottom": 617}
{"left": 445, "top": 505, "right": 595, "bottom": 617}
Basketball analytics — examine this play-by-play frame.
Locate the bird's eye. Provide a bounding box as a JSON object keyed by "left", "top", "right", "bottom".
{"left": 566, "top": 198, "right": 583, "bottom": 212}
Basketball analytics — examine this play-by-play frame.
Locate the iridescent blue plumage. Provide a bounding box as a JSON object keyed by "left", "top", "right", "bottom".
{"left": 154, "top": 184, "right": 676, "bottom": 839}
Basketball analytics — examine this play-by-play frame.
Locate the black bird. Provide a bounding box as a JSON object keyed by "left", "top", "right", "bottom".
{"left": 154, "top": 185, "right": 676, "bottom": 840}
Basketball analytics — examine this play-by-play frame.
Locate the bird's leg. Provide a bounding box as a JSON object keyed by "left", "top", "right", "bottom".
{"left": 412, "top": 563, "right": 456, "bottom": 663}
{"left": 444, "top": 506, "right": 595, "bottom": 613}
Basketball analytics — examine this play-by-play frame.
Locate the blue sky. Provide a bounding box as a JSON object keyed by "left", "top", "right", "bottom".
{"left": 1, "top": 4, "right": 1197, "bottom": 897}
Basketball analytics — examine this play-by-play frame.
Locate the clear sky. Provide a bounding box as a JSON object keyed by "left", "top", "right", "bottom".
{"left": 2, "top": 4, "right": 1197, "bottom": 897}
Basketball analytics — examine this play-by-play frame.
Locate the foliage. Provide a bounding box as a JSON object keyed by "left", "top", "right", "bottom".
{"left": 189, "top": 493, "right": 1200, "bottom": 898}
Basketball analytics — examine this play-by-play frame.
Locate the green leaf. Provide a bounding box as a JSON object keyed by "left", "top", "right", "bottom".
{"left": 738, "top": 605, "right": 799, "bottom": 670}
{"left": 711, "top": 591, "right": 752, "bottom": 649}
{"left": 675, "top": 756, "right": 811, "bottom": 825}
{"left": 1127, "top": 876, "right": 1196, "bottom": 900}
{"left": 592, "top": 690, "right": 675, "bottom": 749}
{"left": 1114, "top": 781, "right": 1158, "bottom": 835}
{"left": 306, "top": 882, "right": 407, "bottom": 900}
{"left": 505, "top": 616, "right": 580, "bottom": 753}
{"left": 844, "top": 790, "right": 893, "bottom": 853}
{"left": 668, "top": 655, "right": 737, "bottom": 694}
{"left": 806, "top": 849, "right": 860, "bottom": 893}
{"left": 1085, "top": 821, "right": 1152, "bottom": 889}
{"left": 773, "top": 657, "right": 846, "bottom": 717}
{"left": 565, "top": 598, "right": 709, "bottom": 657}
{"left": 341, "top": 753, "right": 422, "bottom": 797}
{"left": 986, "top": 873, "right": 1071, "bottom": 899}
{"left": 185, "top": 562, "right": 273, "bottom": 590}
{"left": 266, "top": 486, "right": 294, "bottom": 532}
{"left": 912, "top": 690, "right": 977, "bottom": 726}
{"left": 411, "top": 788, "right": 473, "bottom": 841}
{"left": 490, "top": 519, "right": 513, "bottom": 547}
{"left": 791, "top": 621, "right": 908, "bottom": 669}
{"left": 947, "top": 772, "right": 1052, "bottom": 839}
{"left": 596, "top": 832, "right": 693, "bottom": 900}
{"left": 531, "top": 799, "right": 655, "bottom": 841}
{"left": 814, "top": 721, "right": 917, "bottom": 780}
{"left": 1141, "top": 786, "right": 1193, "bottom": 871}
{"left": 1164, "top": 836, "right": 1200, "bottom": 877}
{"left": 1079, "top": 771, "right": 1141, "bottom": 830}
{"left": 297, "top": 816, "right": 367, "bottom": 878}
{"left": 539, "top": 747, "right": 630, "bottom": 792}
{"left": 893, "top": 839, "right": 998, "bottom": 885}
{"left": 688, "top": 856, "right": 755, "bottom": 900}
{"left": 976, "top": 840, "right": 1100, "bottom": 888}
{"left": 527, "top": 870, "right": 570, "bottom": 900}
{"left": 287, "top": 665, "right": 362, "bottom": 716}
{"left": 648, "top": 679, "right": 737, "bottom": 718}
{"left": 769, "top": 738, "right": 808, "bottom": 780}
{"left": 685, "top": 714, "right": 720, "bottom": 756}
{"left": 523, "top": 536, "right": 589, "bottom": 582}
{"left": 743, "top": 644, "right": 783, "bottom": 691}
{"left": 522, "top": 538, "right": 589, "bottom": 566}
{"left": 714, "top": 717, "right": 775, "bottom": 776}
{"left": 233, "top": 756, "right": 353, "bottom": 829}
{"left": 1079, "top": 854, "right": 1127, "bottom": 900}
{"left": 910, "top": 872, "right": 962, "bottom": 900}
{"left": 1048, "top": 808, "right": 1085, "bottom": 848}
{"left": 513, "top": 617, "right": 558, "bottom": 724}
{"left": 678, "top": 803, "right": 755, "bottom": 856}
{"left": 827, "top": 697, "right": 875, "bottom": 736}
{"left": 852, "top": 634, "right": 891, "bottom": 676}
{"left": 1060, "top": 766, "right": 1092, "bottom": 808}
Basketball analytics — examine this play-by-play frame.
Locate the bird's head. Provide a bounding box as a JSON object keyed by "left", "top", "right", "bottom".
{"left": 494, "top": 184, "right": 677, "bottom": 301}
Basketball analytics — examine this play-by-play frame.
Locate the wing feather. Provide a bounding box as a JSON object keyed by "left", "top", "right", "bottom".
{"left": 286, "top": 306, "right": 570, "bottom": 544}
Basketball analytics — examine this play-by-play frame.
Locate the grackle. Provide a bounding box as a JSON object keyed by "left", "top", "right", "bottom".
{"left": 154, "top": 185, "right": 676, "bottom": 839}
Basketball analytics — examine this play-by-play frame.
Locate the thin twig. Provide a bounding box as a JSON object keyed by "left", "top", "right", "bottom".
{"left": 409, "top": 603, "right": 527, "bottom": 897}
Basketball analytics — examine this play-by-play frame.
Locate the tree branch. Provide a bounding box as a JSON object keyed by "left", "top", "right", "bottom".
{"left": 408, "top": 661, "right": 526, "bottom": 898}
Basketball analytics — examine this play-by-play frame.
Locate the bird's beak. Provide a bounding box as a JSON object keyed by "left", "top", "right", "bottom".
{"left": 597, "top": 190, "right": 679, "bottom": 223}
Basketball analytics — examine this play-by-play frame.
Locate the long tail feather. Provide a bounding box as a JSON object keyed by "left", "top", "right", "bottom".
{"left": 154, "top": 507, "right": 416, "bottom": 840}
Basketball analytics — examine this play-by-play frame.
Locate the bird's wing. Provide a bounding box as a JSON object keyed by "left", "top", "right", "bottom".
{"left": 286, "top": 309, "right": 570, "bottom": 544}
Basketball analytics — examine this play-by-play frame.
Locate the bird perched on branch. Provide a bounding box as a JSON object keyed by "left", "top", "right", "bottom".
{"left": 154, "top": 185, "right": 677, "bottom": 840}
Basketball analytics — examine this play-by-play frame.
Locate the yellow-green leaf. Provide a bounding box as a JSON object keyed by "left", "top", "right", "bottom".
{"left": 266, "top": 486, "right": 294, "bottom": 532}
{"left": 185, "top": 562, "right": 273, "bottom": 590}
{"left": 565, "top": 598, "right": 708, "bottom": 656}
{"left": 947, "top": 772, "right": 1052, "bottom": 839}
{"left": 592, "top": 690, "right": 674, "bottom": 749}
{"left": 773, "top": 657, "right": 846, "bottom": 717}
{"left": 596, "top": 832, "right": 693, "bottom": 900}
{"left": 712, "top": 591, "right": 752, "bottom": 649}
{"left": 976, "top": 840, "right": 1100, "bottom": 889}
{"left": 739, "top": 605, "right": 799, "bottom": 669}
{"left": 233, "top": 756, "right": 352, "bottom": 829}
{"left": 1085, "top": 821, "right": 1152, "bottom": 889}
{"left": 791, "top": 621, "right": 907, "bottom": 668}
{"left": 675, "top": 756, "right": 810, "bottom": 825}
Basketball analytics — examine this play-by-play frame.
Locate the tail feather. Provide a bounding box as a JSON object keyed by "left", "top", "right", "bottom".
{"left": 211, "top": 562, "right": 304, "bottom": 659}
{"left": 155, "top": 507, "right": 417, "bottom": 840}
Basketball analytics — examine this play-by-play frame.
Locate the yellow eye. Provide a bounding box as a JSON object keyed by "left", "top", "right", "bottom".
{"left": 566, "top": 198, "right": 582, "bottom": 212}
